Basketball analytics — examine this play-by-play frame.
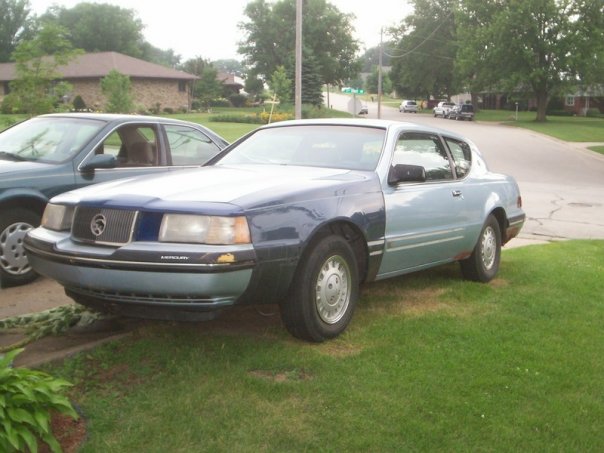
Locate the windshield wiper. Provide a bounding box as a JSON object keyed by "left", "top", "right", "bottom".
{"left": 0, "top": 151, "right": 27, "bottom": 161}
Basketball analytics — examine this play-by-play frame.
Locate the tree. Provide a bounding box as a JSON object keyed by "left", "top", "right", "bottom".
{"left": 41, "top": 3, "right": 146, "bottom": 58}
{"left": 238, "top": 0, "right": 360, "bottom": 85}
{"left": 269, "top": 66, "right": 291, "bottom": 103}
{"left": 100, "top": 69, "right": 133, "bottom": 113}
{"left": 389, "top": 0, "right": 458, "bottom": 100}
{"left": 287, "top": 51, "right": 324, "bottom": 106}
{"left": 8, "top": 23, "right": 81, "bottom": 115}
{"left": 457, "top": 0, "right": 602, "bottom": 122}
{"left": 0, "top": 0, "right": 33, "bottom": 62}
{"left": 365, "top": 66, "right": 392, "bottom": 95}
{"left": 244, "top": 76, "right": 265, "bottom": 100}
{"left": 195, "top": 66, "right": 223, "bottom": 110}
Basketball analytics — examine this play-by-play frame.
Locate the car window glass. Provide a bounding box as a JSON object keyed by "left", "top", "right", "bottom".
{"left": 165, "top": 125, "right": 221, "bottom": 166}
{"left": 0, "top": 117, "right": 104, "bottom": 163}
{"left": 217, "top": 125, "right": 385, "bottom": 171}
{"left": 445, "top": 137, "right": 472, "bottom": 178}
{"left": 393, "top": 132, "right": 453, "bottom": 181}
{"left": 96, "top": 125, "right": 158, "bottom": 167}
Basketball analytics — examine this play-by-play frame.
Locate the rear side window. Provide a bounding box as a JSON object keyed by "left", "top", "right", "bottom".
{"left": 445, "top": 137, "right": 472, "bottom": 178}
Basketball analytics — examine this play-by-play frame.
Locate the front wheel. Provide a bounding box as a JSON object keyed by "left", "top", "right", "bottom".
{"left": 460, "top": 215, "right": 501, "bottom": 282}
{"left": 0, "top": 208, "right": 41, "bottom": 287}
{"left": 280, "top": 235, "right": 359, "bottom": 342}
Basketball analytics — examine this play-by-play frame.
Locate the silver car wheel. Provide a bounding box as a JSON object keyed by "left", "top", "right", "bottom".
{"left": 481, "top": 225, "right": 497, "bottom": 271}
{"left": 0, "top": 221, "right": 33, "bottom": 276}
{"left": 315, "top": 254, "right": 351, "bottom": 324}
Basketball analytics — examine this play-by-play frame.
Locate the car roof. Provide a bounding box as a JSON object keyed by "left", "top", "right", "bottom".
{"left": 38, "top": 112, "right": 197, "bottom": 126}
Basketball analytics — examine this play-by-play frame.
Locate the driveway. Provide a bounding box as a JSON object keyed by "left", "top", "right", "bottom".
{"left": 328, "top": 92, "right": 604, "bottom": 243}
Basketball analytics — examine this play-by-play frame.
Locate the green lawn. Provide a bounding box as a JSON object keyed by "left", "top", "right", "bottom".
{"left": 48, "top": 240, "right": 604, "bottom": 452}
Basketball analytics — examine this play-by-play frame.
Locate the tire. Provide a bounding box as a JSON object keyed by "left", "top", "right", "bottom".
{"left": 280, "top": 235, "right": 359, "bottom": 342}
{"left": 0, "top": 208, "right": 41, "bottom": 287}
{"left": 460, "top": 215, "right": 501, "bottom": 282}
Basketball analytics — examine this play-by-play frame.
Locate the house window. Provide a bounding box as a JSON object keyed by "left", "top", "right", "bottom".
{"left": 178, "top": 81, "right": 186, "bottom": 92}
{"left": 565, "top": 96, "right": 575, "bottom": 107}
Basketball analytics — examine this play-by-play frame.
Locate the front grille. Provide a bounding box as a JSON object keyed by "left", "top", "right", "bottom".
{"left": 72, "top": 206, "right": 138, "bottom": 245}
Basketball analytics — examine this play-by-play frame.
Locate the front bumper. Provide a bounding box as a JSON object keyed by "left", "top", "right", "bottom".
{"left": 24, "top": 227, "right": 256, "bottom": 312}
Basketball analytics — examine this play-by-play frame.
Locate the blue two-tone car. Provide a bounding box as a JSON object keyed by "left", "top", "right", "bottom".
{"left": 0, "top": 113, "right": 228, "bottom": 287}
{"left": 24, "top": 119, "right": 525, "bottom": 342}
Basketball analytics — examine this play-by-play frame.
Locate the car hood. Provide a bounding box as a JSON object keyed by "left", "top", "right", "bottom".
{"left": 0, "top": 159, "right": 57, "bottom": 175}
{"left": 54, "top": 164, "right": 378, "bottom": 212}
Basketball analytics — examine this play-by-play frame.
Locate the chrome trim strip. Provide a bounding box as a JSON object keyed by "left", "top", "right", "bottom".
{"left": 387, "top": 235, "right": 464, "bottom": 253}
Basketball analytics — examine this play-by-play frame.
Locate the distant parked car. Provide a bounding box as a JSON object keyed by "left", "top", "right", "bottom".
{"left": 399, "top": 100, "right": 418, "bottom": 113}
{"left": 25, "top": 118, "right": 525, "bottom": 342}
{"left": 359, "top": 104, "right": 368, "bottom": 115}
{"left": 433, "top": 101, "right": 455, "bottom": 118}
{"left": 0, "top": 113, "right": 228, "bottom": 287}
{"left": 448, "top": 104, "right": 475, "bottom": 121}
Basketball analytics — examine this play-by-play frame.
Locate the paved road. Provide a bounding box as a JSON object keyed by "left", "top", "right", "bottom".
{"left": 329, "top": 92, "right": 604, "bottom": 243}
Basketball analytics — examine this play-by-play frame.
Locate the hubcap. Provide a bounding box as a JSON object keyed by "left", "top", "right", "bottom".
{"left": 0, "top": 221, "right": 33, "bottom": 275}
{"left": 481, "top": 226, "right": 497, "bottom": 270}
{"left": 315, "top": 255, "right": 351, "bottom": 324}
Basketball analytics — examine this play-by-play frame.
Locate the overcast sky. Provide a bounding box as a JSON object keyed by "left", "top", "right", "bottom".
{"left": 28, "top": 0, "right": 411, "bottom": 61}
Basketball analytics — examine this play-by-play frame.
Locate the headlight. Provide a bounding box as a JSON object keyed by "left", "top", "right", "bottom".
{"left": 41, "top": 203, "right": 74, "bottom": 231}
{"left": 159, "top": 214, "right": 251, "bottom": 245}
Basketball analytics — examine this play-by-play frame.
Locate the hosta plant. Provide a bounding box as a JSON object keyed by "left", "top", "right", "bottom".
{"left": 0, "top": 348, "right": 78, "bottom": 453}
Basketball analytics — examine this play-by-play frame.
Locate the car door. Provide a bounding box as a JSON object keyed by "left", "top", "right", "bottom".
{"left": 74, "top": 123, "right": 169, "bottom": 187}
{"left": 162, "top": 124, "right": 223, "bottom": 168}
{"left": 377, "top": 131, "right": 471, "bottom": 278}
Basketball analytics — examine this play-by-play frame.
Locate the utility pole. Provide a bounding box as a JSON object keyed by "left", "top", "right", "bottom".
{"left": 378, "top": 27, "right": 383, "bottom": 119}
{"left": 295, "top": 0, "right": 302, "bottom": 119}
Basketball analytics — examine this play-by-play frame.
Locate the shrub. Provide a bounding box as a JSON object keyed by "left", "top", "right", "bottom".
{"left": 0, "top": 348, "right": 78, "bottom": 452}
{"left": 162, "top": 107, "right": 174, "bottom": 114}
{"left": 209, "top": 113, "right": 264, "bottom": 124}
{"left": 229, "top": 93, "right": 248, "bottom": 108}
{"left": 585, "top": 108, "right": 601, "bottom": 118}
{"left": 72, "top": 95, "right": 86, "bottom": 111}
{"left": 209, "top": 98, "right": 231, "bottom": 108}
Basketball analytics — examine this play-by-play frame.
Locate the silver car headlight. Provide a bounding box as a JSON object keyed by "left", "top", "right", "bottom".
{"left": 159, "top": 214, "right": 251, "bottom": 245}
{"left": 41, "top": 203, "right": 74, "bottom": 231}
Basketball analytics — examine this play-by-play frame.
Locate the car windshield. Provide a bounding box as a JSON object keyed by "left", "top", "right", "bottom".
{"left": 216, "top": 125, "right": 386, "bottom": 171}
{"left": 0, "top": 117, "right": 105, "bottom": 163}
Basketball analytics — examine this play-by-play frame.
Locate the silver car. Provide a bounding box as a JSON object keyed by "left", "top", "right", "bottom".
{"left": 25, "top": 119, "right": 525, "bottom": 342}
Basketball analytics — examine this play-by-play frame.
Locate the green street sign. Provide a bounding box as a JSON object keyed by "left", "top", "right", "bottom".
{"left": 341, "top": 87, "right": 364, "bottom": 94}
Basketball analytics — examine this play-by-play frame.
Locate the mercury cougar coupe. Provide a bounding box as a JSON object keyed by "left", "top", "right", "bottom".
{"left": 25, "top": 119, "right": 525, "bottom": 342}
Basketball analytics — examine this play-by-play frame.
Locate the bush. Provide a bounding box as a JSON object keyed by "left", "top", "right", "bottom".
{"left": 585, "top": 108, "right": 602, "bottom": 118}
{"left": 228, "top": 93, "right": 248, "bottom": 108}
{"left": 0, "top": 348, "right": 78, "bottom": 452}
{"left": 72, "top": 95, "right": 86, "bottom": 111}
{"left": 209, "top": 113, "right": 264, "bottom": 124}
{"left": 209, "top": 98, "right": 231, "bottom": 108}
{"left": 162, "top": 107, "right": 174, "bottom": 114}
{"left": 1, "top": 94, "right": 21, "bottom": 114}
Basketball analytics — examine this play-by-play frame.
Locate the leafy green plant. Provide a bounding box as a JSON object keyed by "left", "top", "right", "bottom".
{"left": 0, "top": 348, "right": 78, "bottom": 453}
{"left": 0, "top": 305, "right": 104, "bottom": 352}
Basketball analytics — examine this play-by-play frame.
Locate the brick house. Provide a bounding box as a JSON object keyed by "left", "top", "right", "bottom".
{"left": 0, "top": 51, "right": 198, "bottom": 112}
{"left": 563, "top": 86, "right": 604, "bottom": 116}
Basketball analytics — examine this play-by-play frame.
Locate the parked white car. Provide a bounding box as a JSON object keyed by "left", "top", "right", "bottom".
{"left": 433, "top": 101, "right": 455, "bottom": 118}
{"left": 399, "top": 100, "right": 418, "bottom": 113}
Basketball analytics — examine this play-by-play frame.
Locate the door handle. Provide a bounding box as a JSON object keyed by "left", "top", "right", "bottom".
{"left": 452, "top": 190, "right": 463, "bottom": 198}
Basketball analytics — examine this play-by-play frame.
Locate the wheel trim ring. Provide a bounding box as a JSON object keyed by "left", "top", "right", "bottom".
{"left": 314, "top": 254, "right": 352, "bottom": 325}
{"left": 0, "top": 222, "right": 33, "bottom": 275}
{"left": 481, "top": 226, "right": 497, "bottom": 270}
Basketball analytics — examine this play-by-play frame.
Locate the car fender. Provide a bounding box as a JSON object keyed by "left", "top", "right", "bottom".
{"left": 0, "top": 187, "right": 49, "bottom": 212}
{"left": 240, "top": 182, "right": 385, "bottom": 304}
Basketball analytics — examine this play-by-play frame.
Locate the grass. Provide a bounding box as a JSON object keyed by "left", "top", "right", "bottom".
{"left": 47, "top": 240, "right": 604, "bottom": 452}
{"left": 588, "top": 145, "right": 604, "bottom": 155}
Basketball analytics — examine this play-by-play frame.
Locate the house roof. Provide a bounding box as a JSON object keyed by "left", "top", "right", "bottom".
{"left": 0, "top": 51, "right": 197, "bottom": 82}
{"left": 217, "top": 71, "right": 244, "bottom": 88}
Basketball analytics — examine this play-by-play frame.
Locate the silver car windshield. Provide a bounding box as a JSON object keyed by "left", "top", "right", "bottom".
{"left": 217, "top": 125, "right": 386, "bottom": 171}
{"left": 0, "top": 117, "right": 105, "bottom": 163}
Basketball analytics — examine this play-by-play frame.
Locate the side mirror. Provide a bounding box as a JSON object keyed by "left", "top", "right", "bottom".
{"left": 388, "top": 164, "right": 426, "bottom": 185}
{"left": 80, "top": 154, "right": 117, "bottom": 172}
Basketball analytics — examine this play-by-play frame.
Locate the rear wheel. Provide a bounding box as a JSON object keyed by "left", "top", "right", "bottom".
{"left": 280, "top": 235, "right": 359, "bottom": 342}
{"left": 460, "top": 215, "right": 501, "bottom": 282}
{"left": 0, "top": 208, "right": 40, "bottom": 287}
